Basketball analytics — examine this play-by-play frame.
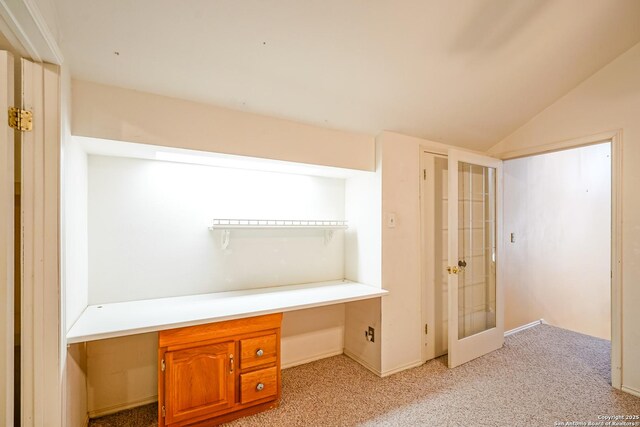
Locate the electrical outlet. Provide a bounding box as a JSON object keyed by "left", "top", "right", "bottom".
{"left": 365, "top": 326, "right": 375, "bottom": 342}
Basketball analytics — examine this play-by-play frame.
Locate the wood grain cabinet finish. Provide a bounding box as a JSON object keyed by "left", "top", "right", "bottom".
{"left": 240, "top": 334, "right": 277, "bottom": 369}
{"left": 158, "top": 314, "right": 282, "bottom": 427}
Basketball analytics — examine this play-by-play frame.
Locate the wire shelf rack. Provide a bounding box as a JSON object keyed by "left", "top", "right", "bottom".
{"left": 209, "top": 219, "right": 348, "bottom": 249}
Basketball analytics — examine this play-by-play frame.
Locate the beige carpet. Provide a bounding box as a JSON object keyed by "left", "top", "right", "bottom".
{"left": 89, "top": 325, "right": 640, "bottom": 426}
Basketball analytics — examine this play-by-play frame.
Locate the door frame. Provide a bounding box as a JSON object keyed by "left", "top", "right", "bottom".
{"left": 420, "top": 144, "right": 503, "bottom": 364}
{"left": 495, "top": 129, "right": 623, "bottom": 390}
{"left": 0, "top": 2, "right": 64, "bottom": 425}
{"left": 20, "top": 58, "right": 62, "bottom": 426}
{"left": 420, "top": 148, "right": 449, "bottom": 363}
{"left": 0, "top": 49, "right": 15, "bottom": 427}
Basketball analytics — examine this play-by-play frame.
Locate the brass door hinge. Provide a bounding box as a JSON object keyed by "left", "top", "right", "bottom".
{"left": 425, "top": 323, "right": 428, "bottom": 335}
{"left": 8, "top": 107, "right": 33, "bottom": 131}
{"left": 161, "top": 359, "right": 165, "bottom": 372}
{"left": 161, "top": 405, "right": 166, "bottom": 418}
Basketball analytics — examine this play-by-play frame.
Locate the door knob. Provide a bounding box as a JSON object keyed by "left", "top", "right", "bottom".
{"left": 458, "top": 260, "right": 467, "bottom": 268}
{"left": 446, "top": 266, "right": 459, "bottom": 274}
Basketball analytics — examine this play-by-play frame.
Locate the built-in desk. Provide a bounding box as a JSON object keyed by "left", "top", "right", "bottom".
{"left": 66, "top": 280, "right": 388, "bottom": 344}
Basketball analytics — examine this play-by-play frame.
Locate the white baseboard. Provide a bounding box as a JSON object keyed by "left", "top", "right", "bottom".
{"left": 344, "top": 350, "right": 423, "bottom": 378}
{"left": 88, "top": 395, "right": 158, "bottom": 419}
{"left": 622, "top": 386, "right": 640, "bottom": 398}
{"left": 343, "top": 349, "right": 382, "bottom": 377}
{"left": 380, "top": 359, "right": 423, "bottom": 377}
{"left": 504, "top": 319, "right": 544, "bottom": 337}
{"left": 281, "top": 349, "right": 344, "bottom": 369}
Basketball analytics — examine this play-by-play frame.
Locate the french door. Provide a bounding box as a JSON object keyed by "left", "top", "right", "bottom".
{"left": 447, "top": 149, "right": 503, "bottom": 368}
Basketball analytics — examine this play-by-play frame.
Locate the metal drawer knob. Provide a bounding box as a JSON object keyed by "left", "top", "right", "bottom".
{"left": 256, "top": 382, "right": 264, "bottom": 391}
{"left": 256, "top": 348, "right": 264, "bottom": 357}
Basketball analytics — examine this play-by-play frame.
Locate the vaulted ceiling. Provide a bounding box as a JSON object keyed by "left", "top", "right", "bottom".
{"left": 55, "top": 0, "right": 640, "bottom": 151}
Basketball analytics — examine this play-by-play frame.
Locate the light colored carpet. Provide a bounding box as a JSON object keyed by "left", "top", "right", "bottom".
{"left": 89, "top": 325, "right": 640, "bottom": 426}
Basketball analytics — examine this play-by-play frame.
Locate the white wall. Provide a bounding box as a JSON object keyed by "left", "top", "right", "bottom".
{"left": 490, "top": 41, "right": 640, "bottom": 394}
{"left": 63, "top": 139, "right": 88, "bottom": 324}
{"left": 378, "top": 133, "right": 423, "bottom": 375}
{"left": 343, "top": 161, "right": 382, "bottom": 373}
{"left": 504, "top": 143, "right": 611, "bottom": 339}
{"left": 83, "top": 154, "right": 352, "bottom": 414}
{"left": 60, "top": 65, "right": 89, "bottom": 427}
{"left": 345, "top": 172, "right": 381, "bottom": 288}
{"left": 87, "top": 155, "right": 346, "bottom": 304}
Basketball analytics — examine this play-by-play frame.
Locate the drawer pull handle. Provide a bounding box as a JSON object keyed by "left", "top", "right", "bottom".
{"left": 229, "top": 354, "right": 234, "bottom": 374}
{"left": 256, "top": 382, "right": 264, "bottom": 391}
{"left": 256, "top": 348, "right": 264, "bottom": 357}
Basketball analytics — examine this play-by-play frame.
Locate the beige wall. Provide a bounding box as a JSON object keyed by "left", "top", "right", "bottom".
{"left": 65, "top": 344, "right": 87, "bottom": 425}
{"left": 72, "top": 80, "right": 374, "bottom": 171}
{"left": 503, "top": 143, "right": 611, "bottom": 339}
{"left": 490, "top": 41, "right": 640, "bottom": 394}
{"left": 86, "top": 334, "right": 157, "bottom": 418}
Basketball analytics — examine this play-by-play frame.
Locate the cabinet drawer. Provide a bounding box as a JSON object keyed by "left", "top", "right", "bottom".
{"left": 240, "top": 366, "right": 278, "bottom": 405}
{"left": 240, "top": 334, "right": 277, "bottom": 369}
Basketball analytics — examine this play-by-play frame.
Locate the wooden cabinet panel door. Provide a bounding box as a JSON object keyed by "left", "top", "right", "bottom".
{"left": 165, "top": 341, "right": 235, "bottom": 425}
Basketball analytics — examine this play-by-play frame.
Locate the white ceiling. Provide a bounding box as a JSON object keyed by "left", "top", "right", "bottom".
{"left": 55, "top": 0, "right": 640, "bottom": 151}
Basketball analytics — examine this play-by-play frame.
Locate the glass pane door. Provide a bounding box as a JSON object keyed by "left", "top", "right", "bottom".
{"left": 448, "top": 149, "right": 503, "bottom": 368}
{"left": 457, "top": 162, "right": 496, "bottom": 339}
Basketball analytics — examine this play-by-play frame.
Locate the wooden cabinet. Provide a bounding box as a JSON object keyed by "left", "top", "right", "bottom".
{"left": 158, "top": 314, "right": 282, "bottom": 426}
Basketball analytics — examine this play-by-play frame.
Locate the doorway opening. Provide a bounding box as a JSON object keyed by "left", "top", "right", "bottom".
{"left": 502, "top": 142, "right": 612, "bottom": 342}
{"left": 421, "top": 138, "right": 620, "bottom": 387}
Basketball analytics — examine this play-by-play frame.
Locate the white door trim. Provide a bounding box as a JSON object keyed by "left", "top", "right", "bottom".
{"left": 420, "top": 151, "right": 444, "bottom": 363}
{"left": 20, "top": 58, "right": 62, "bottom": 426}
{"left": 0, "top": 49, "right": 15, "bottom": 427}
{"left": 0, "top": 0, "right": 63, "bottom": 64}
{"left": 494, "top": 129, "right": 623, "bottom": 390}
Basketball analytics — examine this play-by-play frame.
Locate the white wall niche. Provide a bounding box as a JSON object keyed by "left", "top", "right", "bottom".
{"left": 63, "top": 135, "right": 383, "bottom": 416}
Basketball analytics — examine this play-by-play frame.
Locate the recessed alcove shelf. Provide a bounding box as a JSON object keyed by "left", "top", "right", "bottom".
{"left": 66, "top": 280, "right": 388, "bottom": 344}
{"left": 64, "top": 136, "right": 383, "bottom": 362}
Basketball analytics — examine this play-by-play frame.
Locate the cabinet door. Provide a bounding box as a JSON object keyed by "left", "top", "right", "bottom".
{"left": 165, "top": 341, "right": 235, "bottom": 425}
